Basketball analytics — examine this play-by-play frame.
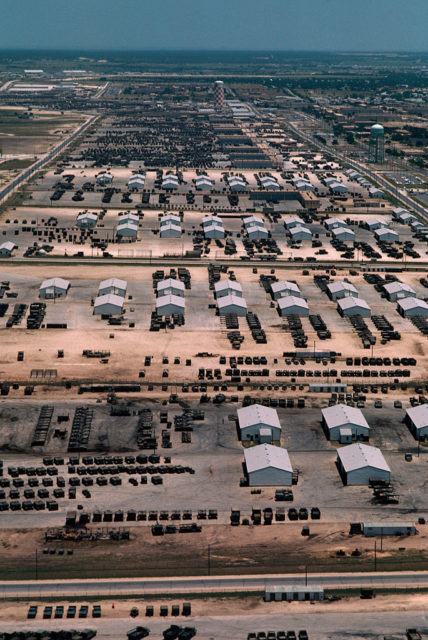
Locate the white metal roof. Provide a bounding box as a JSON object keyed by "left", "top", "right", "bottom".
{"left": 217, "top": 294, "right": 247, "bottom": 311}
{"left": 278, "top": 295, "right": 308, "bottom": 311}
{"left": 398, "top": 297, "right": 428, "bottom": 312}
{"left": 202, "top": 215, "right": 222, "bottom": 226}
{"left": 245, "top": 444, "right": 291, "bottom": 474}
{"left": 384, "top": 282, "right": 415, "bottom": 296}
{"left": 338, "top": 297, "right": 370, "bottom": 312}
{"left": 77, "top": 212, "right": 97, "bottom": 222}
{"left": 290, "top": 225, "right": 311, "bottom": 237}
{"left": 156, "top": 294, "right": 185, "bottom": 310}
{"left": 337, "top": 443, "right": 390, "bottom": 474}
{"left": 40, "top": 277, "right": 70, "bottom": 290}
{"left": 99, "top": 278, "right": 127, "bottom": 292}
{"left": 322, "top": 403, "right": 370, "bottom": 431}
{"left": 160, "top": 222, "right": 181, "bottom": 235}
{"left": 406, "top": 404, "right": 428, "bottom": 431}
{"left": 238, "top": 404, "right": 281, "bottom": 430}
{"left": 94, "top": 293, "right": 124, "bottom": 309}
{"left": 248, "top": 226, "right": 268, "bottom": 237}
{"left": 243, "top": 215, "right": 264, "bottom": 227}
{"left": 332, "top": 227, "right": 355, "bottom": 238}
{"left": 204, "top": 223, "right": 225, "bottom": 236}
{"left": 0, "top": 241, "right": 16, "bottom": 252}
{"left": 284, "top": 216, "right": 304, "bottom": 228}
{"left": 325, "top": 217, "right": 346, "bottom": 227}
{"left": 375, "top": 227, "right": 398, "bottom": 238}
{"left": 117, "top": 221, "right": 138, "bottom": 234}
{"left": 271, "top": 280, "right": 300, "bottom": 295}
{"left": 328, "top": 281, "right": 358, "bottom": 296}
{"left": 215, "top": 279, "right": 242, "bottom": 294}
{"left": 157, "top": 278, "right": 185, "bottom": 293}
{"left": 161, "top": 214, "right": 181, "bottom": 225}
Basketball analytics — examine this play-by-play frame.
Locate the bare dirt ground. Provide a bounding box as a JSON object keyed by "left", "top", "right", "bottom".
{"left": 1, "top": 524, "right": 427, "bottom": 581}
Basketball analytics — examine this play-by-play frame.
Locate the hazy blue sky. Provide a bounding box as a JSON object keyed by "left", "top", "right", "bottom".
{"left": 1, "top": 0, "right": 427, "bottom": 51}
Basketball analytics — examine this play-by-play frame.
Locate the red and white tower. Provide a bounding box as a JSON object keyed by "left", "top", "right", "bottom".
{"left": 214, "top": 80, "right": 224, "bottom": 110}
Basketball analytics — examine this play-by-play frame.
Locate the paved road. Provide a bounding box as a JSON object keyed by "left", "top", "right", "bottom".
{"left": 2, "top": 571, "right": 428, "bottom": 598}
{"left": 0, "top": 610, "right": 427, "bottom": 639}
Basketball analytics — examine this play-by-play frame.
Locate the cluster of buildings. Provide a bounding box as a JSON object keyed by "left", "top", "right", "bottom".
{"left": 215, "top": 279, "right": 247, "bottom": 316}
{"left": 324, "top": 217, "right": 355, "bottom": 243}
{"left": 156, "top": 277, "right": 185, "bottom": 316}
{"left": 94, "top": 278, "right": 127, "bottom": 315}
{"left": 160, "top": 213, "right": 182, "bottom": 238}
{"left": 116, "top": 213, "right": 139, "bottom": 240}
{"left": 243, "top": 215, "right": 268, "bottom": 239}
{"left": 284, "top": 215, "right": 312, "bottom": 242}
{"left": 202, "top": 215, "right": 225, "bottom": 239}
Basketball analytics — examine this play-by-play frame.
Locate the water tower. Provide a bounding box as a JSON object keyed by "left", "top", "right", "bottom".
{"left": 369, "top": 123, "right": 385, "bottom": 164}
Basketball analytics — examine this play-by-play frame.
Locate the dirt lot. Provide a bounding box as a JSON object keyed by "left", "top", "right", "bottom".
{"left": 1, "top": 523, "right": 428, "bottom": 581}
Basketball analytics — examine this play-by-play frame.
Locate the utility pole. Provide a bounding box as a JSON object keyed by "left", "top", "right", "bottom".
{"left": 374, "top": 540, "right": 377, "bottom": 572}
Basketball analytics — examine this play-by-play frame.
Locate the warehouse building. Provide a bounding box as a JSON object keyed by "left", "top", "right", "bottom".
{"left": 217, "top": 294, "right": 247, "bottom": 316}
{"left": 327, "top": 281, "right": 358, "bottom": 301}
{"left": 325, "top": 177, "right": 348, "bottom": 193}
{"left": 0, "top": 241, "right": 17, "bottom": 256}
{"left": 202, "top": 214, "right": 222, "bottom": 227}
{"left": 228, "top": 176, "right": 247, "bottom": 191}
{"left": 384, "top": 281, "right": 416, "bottom": 302}
{"left": 157, "top": 278, "right": 185, "bottom": 298}
{"left": 161, "top": 213, "right": 181, "bottom": 226}
{"left": 204, "top": 222, "right": 225, "bottom": 239}
{"left": 238, "top": 404, "right": 282, "bottom": 442}
{"left": 271, "top": 280, "right": 300, "bottom": 300}
{"left": 284, "top": 216, "right": 305, "bottom": 230}
{"left": 98, "top": 278, "right": 127, "bottom": 298}
{"left": 116, "top": 220, "right": 138, "bottom": 239}
{"left": 337, "top": 443, "right": 390, "bottom": 486}
{"left": 265, "top": 586, "right": 324, "bottom": 602}
{"left": 96, "top": 172, "right": 113, "bottom": 185}
{"left": 39, "top": 277, "right": 70, "bottom": 299}
{"left": 128, "top": 173, "right": 145, "bottom": 190}
{"left": 76, "top": 212, "right": 98, "bottom": 228}
{"left": 244, "top": 444, "right": 292, "bottom": 486}
{"left": 243, "top": 215, "right": 264, "bottom": 229}
{"left": 278, "top": 295, "right": 309, "bottom": 317}
{"left": 160, "top": 222, "right": 181, "bottom": 238}
{"left": 374, "top": 227, "right": 399, "bottom": 243}
{"left": 366, "top": 217, "right": 388, "bottom": 231}
{"left": 337, "top": 296, "right": 371, "bottom": 317}
{"left": 260, "top": 175, "right": 279, "bottom": 190}
{"left": 248, "top": 225, "right": 268, "bottom": 239}
{"left": 290, "top": 225, "right": 312, "bottom": 241}
{"left": 162, "top": 174, "right": 179, "bottom": 190}
{"left": 215, "top": 279, "right": 243, "bottom": 299}
{"left": 368, "top": 187, "right": 385, "bottom": 198}
{"left": 94, "top": 293, "right": 124, "bottom": 316}
{"left": 195, "top": 174, "right": 213, "bottom": 190}
{"left": 324, "top": 217, "right": 347, "bottom": 231}
{"left": 156, "top": 294, "right": 185, "bottom": 316}
{"left": 293, "top": 177, "right": 314, "bottom": 191}
{"left": 405, "top": 404, "right": 428, "bottom": 440}
{"left": 322, "top": 403, "right": 370, "bottom": 442}
{"left": 332, "top": 227, "right": 355, "bottom": 242}
{"left": 397, "top": 297, "right": 428, "bottom": 318}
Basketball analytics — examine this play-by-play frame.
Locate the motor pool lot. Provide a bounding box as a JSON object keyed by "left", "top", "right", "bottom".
{"left": 2, "top": 202, "right": 427, "bottom": 263}
{"left": 0, "top": 264, "right": 426, "bottom": 383}
{"left": 0, "top": 395, "right": 425, "bottom": 530}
